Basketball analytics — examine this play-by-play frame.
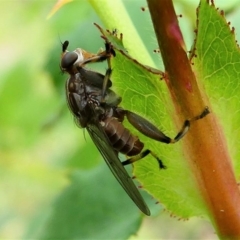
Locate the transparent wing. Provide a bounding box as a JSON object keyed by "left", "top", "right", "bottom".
{"left": 86, "top": 115, "right": 150, "bottom": 215}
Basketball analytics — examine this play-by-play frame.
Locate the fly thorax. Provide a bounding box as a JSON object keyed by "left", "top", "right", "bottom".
{"left": 85, "top": 85, "right": 102, "bottom": 102}
{"left": 76, "top": 82, "right": 84, "bottom": 95}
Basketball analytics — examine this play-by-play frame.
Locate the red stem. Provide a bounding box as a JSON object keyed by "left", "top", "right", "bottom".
{"left": 147, "top": 0, "right": 240, "bottom": 238}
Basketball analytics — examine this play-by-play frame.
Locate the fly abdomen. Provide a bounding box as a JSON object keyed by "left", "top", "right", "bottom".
{"left": 103, "top": 118, "right": 144, "bottom": 156}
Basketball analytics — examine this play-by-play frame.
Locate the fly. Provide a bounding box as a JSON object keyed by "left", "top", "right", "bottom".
{"left": 60, "top": 39, "right": 210, "bottom": 215}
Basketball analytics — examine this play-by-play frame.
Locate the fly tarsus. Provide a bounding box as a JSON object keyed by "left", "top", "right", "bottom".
{"left": 122, "top": 149, "right": 166, "bottom": 170}
{"left": 172, "top": 106, "right": 210, "bottom": 143}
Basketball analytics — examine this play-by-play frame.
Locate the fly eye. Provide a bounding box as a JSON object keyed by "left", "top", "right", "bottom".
{"left": 61, "top": 51, "right": 78, "bottom": 69}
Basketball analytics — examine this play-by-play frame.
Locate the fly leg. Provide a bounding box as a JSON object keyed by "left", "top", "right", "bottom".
{"left": 173, "top": 107, "right": 210, "bottom": 142}
{"left": 122, "top": 149, "right": 166, "bottom": 169}
{"left": 121, "top": 107, "right": 209, "bottom": 169}
{"left": 80, "top": 41, "right": 115, "bottom": 102}
{"left": 80, "top": 41, "right": 115, "bottom": 66}
{"left": 117, "top": 107, "right": 210, "bottom": 144}
{"left": 99, "top": 41, "right": 116, "bottom": 102}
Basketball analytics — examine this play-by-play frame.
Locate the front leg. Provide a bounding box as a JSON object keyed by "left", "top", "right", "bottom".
{"left": 80, "top": 41, "right": 115, "bottom": 102}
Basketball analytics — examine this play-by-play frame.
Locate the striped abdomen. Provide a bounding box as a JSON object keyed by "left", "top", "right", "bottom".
{"left": 102, "top": 117, "right": 144, "bottom": 156}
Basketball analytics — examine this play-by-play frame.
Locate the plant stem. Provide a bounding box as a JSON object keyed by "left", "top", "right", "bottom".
{"left": 147, "top": 0, "right": 240, "bottom": 238}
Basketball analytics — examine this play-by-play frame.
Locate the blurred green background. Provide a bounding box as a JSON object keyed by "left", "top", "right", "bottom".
{"left": 1, "top": 0, "right": 240, "bottom": 239}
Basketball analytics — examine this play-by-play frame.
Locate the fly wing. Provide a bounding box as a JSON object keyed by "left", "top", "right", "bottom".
{"left": 86, "top": 116, "right": 150, "bottom": 216}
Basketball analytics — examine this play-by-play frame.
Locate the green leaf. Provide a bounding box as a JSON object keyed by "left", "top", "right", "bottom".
{"left": 109, "top": 44, "right": 207, "bottom": 218}
{"left": 193, "top": 0, "right": 240, "bottom": 176}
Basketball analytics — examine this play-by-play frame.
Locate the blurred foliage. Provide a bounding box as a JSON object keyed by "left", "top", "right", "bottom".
{"left": 0, "top": 0, "right": 240, "bottom": 239}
